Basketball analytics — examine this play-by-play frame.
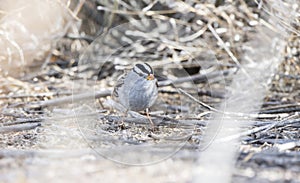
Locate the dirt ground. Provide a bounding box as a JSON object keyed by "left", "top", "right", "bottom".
{"left": 0, "top": 1, "right": 300, "bottom": 182}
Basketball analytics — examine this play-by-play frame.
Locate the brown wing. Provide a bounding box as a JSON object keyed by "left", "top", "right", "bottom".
{"left": 112, "top": 73, "right": 127, "bottom": 99}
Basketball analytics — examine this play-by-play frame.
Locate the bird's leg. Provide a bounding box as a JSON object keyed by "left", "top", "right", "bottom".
{"left": 118, "top": 110, "right": 127, "bottom": 129}
{"left": 146, "top": 108, "right": 155, "bottom": 127}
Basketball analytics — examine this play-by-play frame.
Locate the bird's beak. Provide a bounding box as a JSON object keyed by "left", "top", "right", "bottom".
{"left": 146, "top": 74, "right": 155, "bottom": 80}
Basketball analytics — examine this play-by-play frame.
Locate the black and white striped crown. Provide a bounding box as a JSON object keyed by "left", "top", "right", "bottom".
{"left": 133, "top": 63, "right": 154, "bottom": 76}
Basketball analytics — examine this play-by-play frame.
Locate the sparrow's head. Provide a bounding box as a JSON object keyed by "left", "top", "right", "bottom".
{"left": 133, "top": 63, "right": 155, "bottom": 81}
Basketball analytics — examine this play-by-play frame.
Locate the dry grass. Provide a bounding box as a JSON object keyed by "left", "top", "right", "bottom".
{"left": 0, "top": 0, "right": 299, "bottom": 182}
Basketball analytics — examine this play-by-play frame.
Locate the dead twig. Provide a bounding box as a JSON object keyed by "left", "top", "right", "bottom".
{"left": 0, "top": 91, "right": 72, "bottom": 99}
{"left": 97, "top": 6, "right": 177, "bottom": 15}
{"left": 260, "top": 106, "right": 300, "bottom": 114}
{"left": 179, "top": 87, "right": 289, "bottom": 119}
{"left": 3, "top": 111, "right": 107, "bottom": 126}
{"left": 0, "top": 123, "right": 41, "bottom": 133}
{"left": 207, "top": 23, "right": 256, "bottom": 84}
{"left": 27, "top": 90, "right": 112, "bottom": 108}
{"left": 178, "top": 88, "right": 220, "bottom": 112}
{"left": 158, "top": 68, "right": 235, "bottom": 87}
{"left": 159, "top": 88, "right": 225, "bottom": 99}
{"left": 218, "top": 115, "right": 300, "bottom": 142}
{"left": 148, "top": 133, "right": 193, "bottom": 141}
{"left": 3, "top": 118, "right": 43, "bottom": 126}
{"left": 0, "top": 149, "right": 95, "bottom": 158}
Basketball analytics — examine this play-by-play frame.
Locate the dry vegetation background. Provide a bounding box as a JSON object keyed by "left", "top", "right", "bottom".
{"left": 0, "top": 0, "right": 299, "bottom": 182}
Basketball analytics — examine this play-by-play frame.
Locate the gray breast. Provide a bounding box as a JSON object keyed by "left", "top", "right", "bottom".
{"left": 128, "top": 77, "right": 158, "bottom": 111}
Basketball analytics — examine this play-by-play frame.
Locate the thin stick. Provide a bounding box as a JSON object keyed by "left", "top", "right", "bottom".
{"left": 97, "top": 6, "right": 177, "bottom": 15}
{"left": 0, "top": 149, "right": 94, "bottom": 158}
{"left": 178, "top": 88, "right": 220, "bottom": 112}
{"left": 207, "top": 23, "right": 241, "bottom": 68}
{"left": 0, "top": 92, "right": 72, "bottom": 99}
{"left": 3, "top": 118, "right": 43, "bottom": 126}
{"left": 178, "top": 88, "right": 287, "bottom": 119}
{"left": 149, "top": 133, "right": 193, "bottom": 141}
{"left": 0, "top": 123, "right": 41, "bottom": 133}
{"left": 27, "top": 90, "right": 112, "bottom": 108}
{"left": 158, "top": 68, "right": 235, "bottom": 87}
{"left": 207, "top": 23, "right": 254, "bottom": 83}
{"left": 218, "top": 117, "right": 300, "bottom": 142}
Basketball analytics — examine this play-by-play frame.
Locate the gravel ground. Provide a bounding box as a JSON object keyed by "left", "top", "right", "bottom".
{"left": 0, "top": 1, "right": 299, "bottom": 182}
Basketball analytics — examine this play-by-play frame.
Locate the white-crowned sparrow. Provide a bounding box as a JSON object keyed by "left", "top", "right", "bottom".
{"left": 113, "top": 63, "right": 158, "bottom": 114}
